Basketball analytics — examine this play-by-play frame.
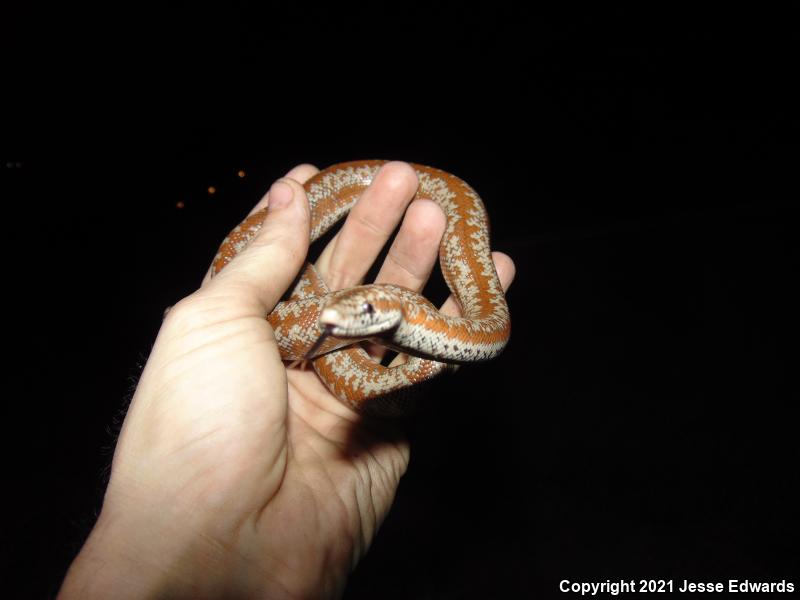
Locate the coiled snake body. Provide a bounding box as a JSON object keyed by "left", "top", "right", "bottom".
{"left": 212, "top": 160, "right": 510, "bottom": 414}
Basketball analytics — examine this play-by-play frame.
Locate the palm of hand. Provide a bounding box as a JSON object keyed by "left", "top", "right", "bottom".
{"left": 126, "top": 307, "right": 408, "bottom": 598}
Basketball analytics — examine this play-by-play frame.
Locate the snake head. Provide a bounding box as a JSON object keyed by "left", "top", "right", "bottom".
{"left": 319, "top": 284, "right": 403, "bottom": 338}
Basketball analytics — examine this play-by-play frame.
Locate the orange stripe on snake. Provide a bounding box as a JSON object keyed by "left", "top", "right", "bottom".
{"left": 211, "top": 160, "right": 511, "bottom": 414}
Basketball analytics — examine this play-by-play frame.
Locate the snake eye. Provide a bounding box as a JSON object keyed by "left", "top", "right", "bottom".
{"left": 362, "top": 302, "right": 374, "bottom": 315}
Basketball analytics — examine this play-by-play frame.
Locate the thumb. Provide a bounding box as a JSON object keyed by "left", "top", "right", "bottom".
{"left": 205, "top": 177, "right": 311, "bottom": 314}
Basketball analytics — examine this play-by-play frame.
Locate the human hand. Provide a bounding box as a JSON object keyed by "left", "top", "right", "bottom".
{"left": 59, "top": 162, "right": 515, "bottom": 599}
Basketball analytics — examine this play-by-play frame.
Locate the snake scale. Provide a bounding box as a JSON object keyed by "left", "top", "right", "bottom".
{"left": 211, "top": 160, "right": 510, "bottom": 415}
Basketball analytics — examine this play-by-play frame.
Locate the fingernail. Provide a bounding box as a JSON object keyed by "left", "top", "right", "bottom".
{"left": 269, "top": 180, "right": 293, "bottom": 209}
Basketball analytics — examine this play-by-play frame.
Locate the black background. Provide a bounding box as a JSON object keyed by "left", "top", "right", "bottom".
{"left": 3, "top": 4, "right": 797, "bottom": 598}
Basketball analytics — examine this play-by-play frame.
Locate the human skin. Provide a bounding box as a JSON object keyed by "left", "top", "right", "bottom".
{"left": 58, "top": 162, "right": 515, "bottom": 599}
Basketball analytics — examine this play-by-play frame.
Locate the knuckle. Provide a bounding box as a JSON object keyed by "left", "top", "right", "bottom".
{"left": 162, "top": 294, "right": 216, "bottom": 333}
{"left": 164, "top": 289, "right": 261, "bottom": 336}
{"left": 250, "top": 231, "right": 305, "bottom": 265}
{"left": 352, "top": 211, "right": 391, "bottom": 237}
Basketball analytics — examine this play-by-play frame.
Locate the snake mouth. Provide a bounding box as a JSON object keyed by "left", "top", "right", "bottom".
{"left": 318, "top": 307, "right": 396, "bottom": 338}
{"left": 318, "top": 309, "right": 350, "bottom": 338}
{"left": 325, "top": 323, "right": 399, "bottom": 339}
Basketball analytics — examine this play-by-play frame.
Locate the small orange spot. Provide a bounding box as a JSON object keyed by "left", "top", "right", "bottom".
{"left": 237, "top": 170, "right": 246, "bottom": 178}
{"left": 208, "top": 186, "right": 217, "bottom": 195}
{"left": 176, "top": 201, "right": 185, "bottom": 209}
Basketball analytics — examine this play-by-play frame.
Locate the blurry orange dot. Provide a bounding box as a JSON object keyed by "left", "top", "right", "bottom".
{"left": 237, "top": 170, "right": 246, "bottom": 178}
{"left": 176, "top": 201, "right": 185, "bottom": 209}
{"left": 208, "top": 186, "right": 217, "bottom": 195}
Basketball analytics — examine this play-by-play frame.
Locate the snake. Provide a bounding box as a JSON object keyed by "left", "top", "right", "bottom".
{"left": 211, "top": 160, "right": 510, "bottom": 415}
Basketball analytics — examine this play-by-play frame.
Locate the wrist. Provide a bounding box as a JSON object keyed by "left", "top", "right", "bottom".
{"left": 58, "top": 506, "right": 211, "bottom": 599}
{"left": 58, "top": 495, "right": 344, "bottom": 600}
{"left": 59, "top": 497, "right": 266, "bottom": 600}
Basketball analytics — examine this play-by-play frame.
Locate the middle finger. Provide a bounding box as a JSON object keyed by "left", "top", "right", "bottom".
{"left": 314, "top": 161, "right": 419, "bottom": 291}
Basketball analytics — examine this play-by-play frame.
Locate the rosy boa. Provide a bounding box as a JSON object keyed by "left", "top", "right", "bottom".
{"left": 211, "top": 160, "right": 510, "bottom": 415}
